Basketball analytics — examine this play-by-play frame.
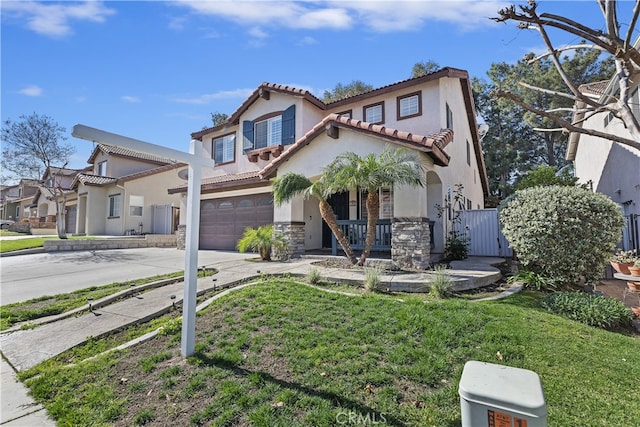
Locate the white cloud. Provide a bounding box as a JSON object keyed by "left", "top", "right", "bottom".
{"left": 122, "top": 96, "right": 141, "bottom": 103}
{"left": 2, "top": 1, "right": 116, "bottom": 38}
{"left": 171, "top": 1, "right": 351, "bottom": 30}
{"left": 248, "top": 27, "right": 268, "bottom": 39}
{"left": 168, "top": 16, "right": 188, "bottom": 31}
{"left": 171, "top": 0, "right": 507, "bottom": 32}
{"left": 173, "top": 88, "right": 255, "bottom": 105}
{"left": 18, "top": 85, "right": 43, "bottom": 97}
{"left": 297, "top": 36, "right": 318, "bottom": 46}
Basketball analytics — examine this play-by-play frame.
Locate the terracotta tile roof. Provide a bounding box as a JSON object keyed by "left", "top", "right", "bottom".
{"left": 87, "top": 144, "right": 176, "bottom": 165}
{"left": 168, "top": 171, "right": 270, "bottom": 195}
{"left": 73, "top": 174, "right": 118, "bottom": 187}
{"left": 260, "top": 114, "right": 453, "bottom": 179}
{"left": 118, "top": 163, "right": 187, "bottom": 183}
{"left": 579, "top": 80, "right": 609, "bottom": 96}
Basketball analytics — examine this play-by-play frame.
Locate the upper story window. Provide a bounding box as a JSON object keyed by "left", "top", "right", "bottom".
{"left": 255, "top": 116, "right": 282, "bottom": 149}
{"left": 466, "top": 140, "right": 471, "bottom": 165}
{"left": 446, "top": 103, "right": 453, "bottom": 129}
{"left": 397, "top": 91, "right": 422, "bottom": 120}
{"left": 364, "top": 101, "right": 384, "bottom": 124}
{"left": 213, "top": 133, "right": 236, "bottom": 164}
{"left": 243, "top": 104, "right": 295, "bottom": 153}
{"left": 337, "top": 110, "right": 352, "bottom": 119}
{"left": 108, "top": 194, "right": 121, "bottom": 218}
{"left": 631, "top": 86, "right": 640, "bottom": 122}
{"left": 97, "top": 161, "right": 107, "bottom": 176}
{"left": 603, "top": 112, "right": 614, "bottom": 127}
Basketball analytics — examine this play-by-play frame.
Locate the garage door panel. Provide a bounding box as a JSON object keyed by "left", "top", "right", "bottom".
{"left": 199, "top": 194, "right": 273, "bottom": 250}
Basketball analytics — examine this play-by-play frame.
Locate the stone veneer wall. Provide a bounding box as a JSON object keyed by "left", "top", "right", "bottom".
{"left": 273, "top": 221, "right": 305, "bottom": 259}
{"left": 176, "top": 225, "right": 186, "bottom": 250}
{"left": 391, "top": 217, "right": 431, "bottom": 270}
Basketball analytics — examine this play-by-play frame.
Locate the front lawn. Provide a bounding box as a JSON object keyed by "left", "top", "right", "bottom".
{"left": 21, "top": 280, "right": 639, "bottom": 426}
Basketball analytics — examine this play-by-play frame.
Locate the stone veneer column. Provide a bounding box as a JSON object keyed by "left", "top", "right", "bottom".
{"left": 176, "top": 224, "right": 186, "bottom": 250}
{"left": 391, "top": 217, "right": 431, "bottom": 270}
{"left": 273, "top": 221, "right": 305, "bottom": 259}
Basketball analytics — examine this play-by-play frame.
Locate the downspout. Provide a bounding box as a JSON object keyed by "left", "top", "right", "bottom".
{"left": 116, "top": 181, "right": 127, "bottom": 236}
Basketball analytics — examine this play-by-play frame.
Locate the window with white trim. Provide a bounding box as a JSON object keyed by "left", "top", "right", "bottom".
{"left": 358, "top": 188, "right": 393, "bottom": 220}
{"left": 446, "top": 103, "right": 453, "bottom": 129}
{"left": 255, "top": 116, "right": 282, "bottom": 149}
{"left": 108, "top": 194, "right": 121, "bottom": 218}
{"left": 397, "top": 92, "right": 421, "bottom": 120}
{"left": 129, "top": 195, "right": 144, "bottom": 217}
{"left": 213, "top": 134, "right": 235, "bottom": 164}
{"left": 364, "top": 102, "right": 384, "bottom": 124}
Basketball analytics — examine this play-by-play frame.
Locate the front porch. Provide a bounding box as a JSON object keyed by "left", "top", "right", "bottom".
{"left": 330, "top": 219, "right": 435, "bottom": 256}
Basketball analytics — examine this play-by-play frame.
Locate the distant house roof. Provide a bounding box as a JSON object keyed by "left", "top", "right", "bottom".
{"left": 87, "top": 144, "right": 176, "bottom": 165}
{"left": 167, "top": 171, "right": 269, "bottom": 195}
{"left": 260, "top": 114, "right": 453, "bottom": 179}
{"left": 72, "top": 163, "right": 186, "bottom": 189}
{"left": 578, "top": 80, "right": 610, "bottom": 97}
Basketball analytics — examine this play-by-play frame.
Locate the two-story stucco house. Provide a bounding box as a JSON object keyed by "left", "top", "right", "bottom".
{"left": 170, "top": 67, "right": 489, "bottom": 269}
{"left": 70, "top": 144, "right": 186, "bottom": 236}
{"left": 567, "top": 79, "right": 640, "bottom": 251}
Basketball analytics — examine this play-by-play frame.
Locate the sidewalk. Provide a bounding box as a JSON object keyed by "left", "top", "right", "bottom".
{"left": 0, "top": 255, "right": 504, "bottom": 426}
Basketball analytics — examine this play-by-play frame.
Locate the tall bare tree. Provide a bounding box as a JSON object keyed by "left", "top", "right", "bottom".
{"left": 493, "top": 0, "right": 640, "bottom": 151}
{"left": 2, "top": 113, "right": 75, "bottom": 238}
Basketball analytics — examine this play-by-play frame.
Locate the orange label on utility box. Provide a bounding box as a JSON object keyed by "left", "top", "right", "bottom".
{"left": 514, "top": 418, "right": 528, "bottom": 427}
{"left": 488, "top": 410, "right": 512, "bottom": 427}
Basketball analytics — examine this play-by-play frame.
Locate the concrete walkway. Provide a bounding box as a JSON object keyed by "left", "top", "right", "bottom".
{"left": 0, "top": 254, "right": 504, "bottom": 426}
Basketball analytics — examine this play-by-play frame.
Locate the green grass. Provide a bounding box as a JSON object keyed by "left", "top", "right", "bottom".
{"left": 0, "top": 272, "right": 185, "bottom": 330}
{"left": 0, "top": 230, "right": 28, "bottom": 237}
{"left": 20, "top": 280, "right": 640, "bottom": 426}
{"left": 0, "top": 235, "right": 96, "bottom": 253}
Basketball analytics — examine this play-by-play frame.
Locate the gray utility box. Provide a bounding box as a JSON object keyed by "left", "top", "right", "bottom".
{"left": 459, "top": 361, "right": 547, "bottom": 427}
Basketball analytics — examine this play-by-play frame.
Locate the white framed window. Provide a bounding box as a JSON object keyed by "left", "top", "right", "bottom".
{"left": 337, "top": 110, "right": 352, "bottom": 119}
{"left": 358, "top": 187, "right": 393, "bottom": 219}
{"left": 255, "top": 116, "right": 282, "bottom": 149}
{"left": 363, "top": 102, "right": 384, "bottom": 124}
{"left": 213, "top": 134, "right": 235, "bottom": 164}
{"left": 129, "top": 195, "right": 144, "bottom": 217}
{"left": 397, "top": 92, "right": 421, "bottom": 120}
{"left": 97, "top": 161, "right": 107, "bottom": 176}
{"left": 466, "top": 140, "right": 471, "bottom": 165}
{"left": 446, "top": 103, "right": 453, "bottom": 129}
{"left": 15, "top": 206, "right": 20, "bottom": 218}
{"left": 108, "top": 194, "right": 121, "bottom": 218}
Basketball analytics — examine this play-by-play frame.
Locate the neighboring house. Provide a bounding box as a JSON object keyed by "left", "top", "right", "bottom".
{"left": 170, "top": 68, "right": 489, "bottom": 269}
{"left": 70, "top": 144, "right": 185, "bottom": 236}
{"left": 567, "top": 80, "right": 640, "bottom": 251}
{"left": 29, "top": 166, "right": 90, "bottom": 234}
{"left": 1, "top": 179, "right": 40, "bottom": 222}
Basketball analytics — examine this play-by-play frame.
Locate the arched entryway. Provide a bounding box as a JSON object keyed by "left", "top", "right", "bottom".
{"left": 426, "top": 171, "right": 444, "bottom": 253}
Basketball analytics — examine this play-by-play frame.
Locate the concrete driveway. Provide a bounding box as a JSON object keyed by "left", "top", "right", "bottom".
{"left": 0, "top": 248, "right": 251, "bottom": 305}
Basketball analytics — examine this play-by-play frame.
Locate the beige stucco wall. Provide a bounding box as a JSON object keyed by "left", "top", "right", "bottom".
{"left": 574, "top": 111, "right": 640, "bottom": 216}
{"left": 122, "top": 169, "right": 184, "bottom": 234}
{"left": 79, "top": 185, "right": 108, "bottom": 235}
{"left": 93, "top": 151, "right": 165, "bottom": 178}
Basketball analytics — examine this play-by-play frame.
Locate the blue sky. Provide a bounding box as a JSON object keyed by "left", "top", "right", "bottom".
{"left": 1, "top": 1, "right": 625, "bottom": 173}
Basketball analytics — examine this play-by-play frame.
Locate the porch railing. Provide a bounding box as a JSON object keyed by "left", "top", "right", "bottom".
{"left": 331, "top": 219, "right": 392, "bottom": 255}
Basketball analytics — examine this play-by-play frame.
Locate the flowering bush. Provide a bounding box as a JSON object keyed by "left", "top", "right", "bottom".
{"left": 610, "top": 249, "right": 637, "bottom": 264}
{"left": 499, "top": 186, "right": 624, "bottom": 289}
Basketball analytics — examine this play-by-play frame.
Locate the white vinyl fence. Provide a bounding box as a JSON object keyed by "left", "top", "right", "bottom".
{"left": 455, "top": 209, "right": 512, "bottom": 257}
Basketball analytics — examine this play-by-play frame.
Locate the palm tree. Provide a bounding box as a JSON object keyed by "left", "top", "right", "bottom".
{"left": 272, "top": 173, "right": 358, "bottom": 265}
{"left": 324, "top": 146, "right": 425, "bottom": 265}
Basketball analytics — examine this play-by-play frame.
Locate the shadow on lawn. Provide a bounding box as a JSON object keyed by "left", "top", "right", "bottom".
{"left": 192, "top": 352, "right": 421, "bottom": 426}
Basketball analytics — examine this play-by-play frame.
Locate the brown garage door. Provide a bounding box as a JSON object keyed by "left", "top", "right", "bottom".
{"left": 199, "top": 194, "right": 274, "bottom": 250}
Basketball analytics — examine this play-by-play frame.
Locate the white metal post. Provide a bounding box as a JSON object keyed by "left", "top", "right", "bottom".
{"left": 181, "top": 140, "right": 202, "bottom": 357}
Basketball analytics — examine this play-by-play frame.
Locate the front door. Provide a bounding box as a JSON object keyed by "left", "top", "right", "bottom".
{"left": 322, "top": 191, "right": 349, "bottom": 248}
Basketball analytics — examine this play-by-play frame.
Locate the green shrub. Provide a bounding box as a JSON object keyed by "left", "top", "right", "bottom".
{"left": 508, "top": 269, "right": 556, "bottom": 291}
{"left": 236, "top": 225, "right": 286, "bottom": 261}
{"left": 443, "top": 230, "right": 469, "bottom": 260}
{"left": 541, "top": 292, "right": 632, "bottom": 330}
{"left": 429, "top": 264, "right": 453, "bottom": 298}
{"left": 499, "top": 186, "right": 624, "bottom": 289}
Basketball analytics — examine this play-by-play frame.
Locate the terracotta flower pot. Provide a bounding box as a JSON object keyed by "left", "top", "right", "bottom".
{"left": 628, "top": 266, "right": 640, "bottom": 277}
{"left": 627, "top": 281, "right": 640, "bottom": 291}
{"left": 631, "top": 306, "right": 640, "bottom": 318}
{"left": 611, "top": 261, "right": 633, "bottom": 275}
